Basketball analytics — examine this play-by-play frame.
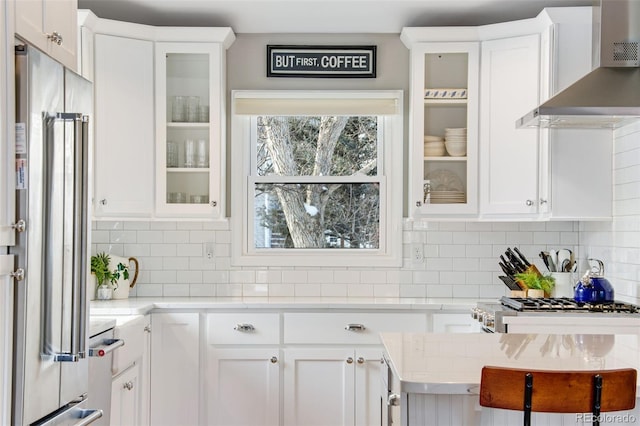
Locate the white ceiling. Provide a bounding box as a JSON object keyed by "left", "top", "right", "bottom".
{"left": 77, "top": 0, "right": 593, "bottom": 33}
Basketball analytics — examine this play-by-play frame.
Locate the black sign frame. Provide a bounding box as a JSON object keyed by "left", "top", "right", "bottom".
{"left": 267, "top": 45, "right": 377, "bottom": 78}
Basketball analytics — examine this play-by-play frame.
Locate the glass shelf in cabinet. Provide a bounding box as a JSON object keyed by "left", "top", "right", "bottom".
{"left": 167, "top": 122, "right": 209, "bottom": 129}
{"left": 166, "top": 167, "right": 210, "bottom": 173}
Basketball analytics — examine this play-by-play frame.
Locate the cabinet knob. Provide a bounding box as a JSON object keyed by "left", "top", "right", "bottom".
{"left": 210, "top": 201, "right": 217, "bottom": 207}
{"left": 144, "top": 325, "right": 151, "bottom": 333}
{"left": 123, "top": 381, "right": 134, "bottom": 391}
{"left": 540, "top": 199, "right": 548, "bottom": 205}
{"left": 416, "top": 201, "right": 422, "bottom": 207}
{"left": 99, "top": 199, "right": 107, "bottom": 206}
{"left": 12, "top": 219, "right": 26, "bottom": 233}
{"left": 388, "top": 393, "right": 400, "bottom": 407}
{"left": 270, "top": 356, "right": 278, "bottom": 364}
{"left": 357, "top": 357, "right": 365, "bottom": 364}
{"left": 526, "top": 199, "right": 534, "bottom": 206}
{"left": 47, "top": 31, "right": 63, "bottom": 45}
{"left": 8, "top": 268, "right": 25, "bottom": 281}
{"left": 346, "top": 357, "right": 354, "bottom": 364}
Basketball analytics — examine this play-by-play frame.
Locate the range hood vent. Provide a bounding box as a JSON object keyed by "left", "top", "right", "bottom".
{"left": 518, "top": 0, "right": 640, "bottom": 129}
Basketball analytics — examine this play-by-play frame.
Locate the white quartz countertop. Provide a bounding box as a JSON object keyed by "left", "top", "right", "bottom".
{"left": 89, "top": 296, "right": 490, "bottom": 316}
{"left": 381, "top": 332, "right": 640, "bottom": 394}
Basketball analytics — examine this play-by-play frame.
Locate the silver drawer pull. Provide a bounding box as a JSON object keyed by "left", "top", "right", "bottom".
{"left": 88, "top": 338, "right": 124, "bottom": 357}
{"left": 345, "top": 323, "right": 366, "bottom": 332}
{"left": 234, "top": 323, "right": 255, "bottom": 332}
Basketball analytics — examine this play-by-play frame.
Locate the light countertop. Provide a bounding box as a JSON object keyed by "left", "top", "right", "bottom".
{"left": 89, "top": 296, "right": 491, "bottom": 316}
{"left": 381, "top": 332, "right": 640, "bottom": 394}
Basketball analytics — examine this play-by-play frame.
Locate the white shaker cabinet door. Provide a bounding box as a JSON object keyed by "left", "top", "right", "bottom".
{"left": 93, "top": 34, "right": 154, "bottom": 218}
{"left": 150, "top": 313, "right": 200, "bottom": 426}
{"left": 207, "top": 348, "right": 281, "bottom": 426}
{"left": 354, "top": 348, "right": 383, "bottom": 426}
{"left": 283, "top": 348, "right": 356, "bottom": 426}
{"left": 479, "top": 34, "right": 543, "bottom": 217}
{"left": 110, "top": 363, "right": 142, "bottom": 426}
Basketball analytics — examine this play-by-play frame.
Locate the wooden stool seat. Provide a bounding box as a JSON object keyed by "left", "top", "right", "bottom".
{"left": 479, "top": 366, "right": 637, "bottom": 426}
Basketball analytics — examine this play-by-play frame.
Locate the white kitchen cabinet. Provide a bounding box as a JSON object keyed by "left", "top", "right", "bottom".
{"left": 354, "top": 348, "right": 383, "bottom": 426}
{"left": 283, "top": 347, "right": 357, "bottom": 426}
{"left": 205, "top": 313, "right": 281, "bottom": 426}
{"left": 431, "top": 312, "right": 482, "bottom": 333}
{"left": 110, "top": 362, "right": 142, "bottom": 426}
{"left": 155, "top": 42, "right": 226, "bottom": 218}
{"left": 0, "top": 2, "right": 14, "bottom": 247}
{"left": 402, "top": 34, "right": 480, "bottom": 218}
{"left": 150, "top": 312, "right": 200, "bottom": 426}
{"left": 207, "top": 348, "right": 281, "bottom": 426}
{"left": 15, "top": 0, "right": 77, "bottom": 70}
{"left": 92, "top": 34, "right": 154, "bottom": 218}
{"left": 479, "top": 34, "right": 546, "bottom": 217}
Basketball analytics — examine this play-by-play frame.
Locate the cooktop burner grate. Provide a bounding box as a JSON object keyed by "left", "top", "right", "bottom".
{"left": 500, "top": 296, "right": 640, "bottom": 313}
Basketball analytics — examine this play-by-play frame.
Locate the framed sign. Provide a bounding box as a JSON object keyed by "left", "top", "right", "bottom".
{"left": 267, "top": 45, "right": 376, "bottom": 78}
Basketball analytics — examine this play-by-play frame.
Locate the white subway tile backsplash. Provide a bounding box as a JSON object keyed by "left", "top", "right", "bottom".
{"left": 295, "top": 283, "right": 322, "bottom": 297}
{"left": 137, "top": 231, "right": 164, "bottom": 244}
{"left": 269, "top": 283, "right": 295, "bottom": 297}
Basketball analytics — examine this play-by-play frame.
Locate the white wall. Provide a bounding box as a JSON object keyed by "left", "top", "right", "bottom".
{"left": 92, "top": 219, "right": 578, "bottom": 298}
{"left": 580, "top": 122, "right": 640, "bottom": 305}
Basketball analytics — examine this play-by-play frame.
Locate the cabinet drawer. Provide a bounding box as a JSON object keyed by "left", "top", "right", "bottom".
{"left": 283, "top": 313, "right": 427, "bottom": 344}
{"left": 112, "top": 315, "right": 149, "bottom": 376}
{"left": 207, "top": 313, "right": 280, "bottom": 345}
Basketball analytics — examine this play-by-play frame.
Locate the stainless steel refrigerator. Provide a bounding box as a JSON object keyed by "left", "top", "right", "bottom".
{"left": 11, "top": 42, "right": 101, "bottom": 425}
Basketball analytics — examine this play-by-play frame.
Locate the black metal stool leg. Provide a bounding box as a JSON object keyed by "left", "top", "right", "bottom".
{"left": 523, "top": 373, "right": 533, "bottom": 426}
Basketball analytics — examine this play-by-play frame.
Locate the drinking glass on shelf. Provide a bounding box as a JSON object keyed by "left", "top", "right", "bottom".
{"left": 184, "top": 139, "right": 196, "bottom": 168}
{"left": 187, "top": 96, "right": 200, "bottom": 122}
{"left": 167, "top": 192, "right": 187, "bottom": 203}
{"left": 171, "top": 96, "right": 185, "bottom": 122}
{"left": 196, "top": 139, "right": 207, "bottom": 168}
{"left": 190, "top": 194, "right": 209, "bottom": 204}
{"left": 198, "top": 105, "right": 209, "bottom": 123}
{"left": 166, "top": 141, "right": 178, "bottom": 167}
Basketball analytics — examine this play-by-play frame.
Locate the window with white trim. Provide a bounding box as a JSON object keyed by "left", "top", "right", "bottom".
{"left": 231, "top": 90, "right": 403, "bottom": 267}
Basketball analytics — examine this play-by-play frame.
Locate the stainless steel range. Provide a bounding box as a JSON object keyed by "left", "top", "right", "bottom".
{"left": 473, "top": 297, "right": 640, "bottom": 333}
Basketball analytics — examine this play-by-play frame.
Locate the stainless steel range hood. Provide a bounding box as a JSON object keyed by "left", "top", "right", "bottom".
{"left": 517, "top": 0, "right": 640, "bottom": 129}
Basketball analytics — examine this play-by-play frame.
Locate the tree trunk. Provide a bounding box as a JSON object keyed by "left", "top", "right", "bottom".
{"left": 263, "top": 116, "right": 348, "bottom": 248}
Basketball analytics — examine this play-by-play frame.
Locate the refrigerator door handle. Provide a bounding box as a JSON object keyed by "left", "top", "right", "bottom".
{"left": 44, "top": 112, "right": 89, "bottom": 363}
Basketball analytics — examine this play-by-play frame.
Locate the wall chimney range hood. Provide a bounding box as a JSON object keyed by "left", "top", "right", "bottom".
{"left": 517, "top": 0, "right": 640, "bottom": 129}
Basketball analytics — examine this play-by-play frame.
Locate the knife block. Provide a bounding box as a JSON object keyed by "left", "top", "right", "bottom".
{"left": 510, "top": 289, "right": 544, "bottom": 298}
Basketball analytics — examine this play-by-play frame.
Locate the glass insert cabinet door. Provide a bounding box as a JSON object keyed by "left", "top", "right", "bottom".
{"left": 155, "top": 42, "right": 224, "bottom": 217}
{"left": 408, "top": 42, "right": 479, "bottom": 217}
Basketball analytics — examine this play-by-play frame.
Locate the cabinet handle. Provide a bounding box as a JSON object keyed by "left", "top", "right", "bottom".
{"left": 526, "top": 199, "right": 534, "bottom": 206}
{"left": 12, "top": 219, "right": 26, "bottom": 233}
{"left": 123, "top": 381, "right": 134, "bottom": 391}
{"left": 357, "top": 357, "right": 365, "bottom": 364}
{"left": 99, "top": 199, "right": 107, "bottom": 206}
{"left": 346, "top": 357, "right": 354, "bottom": 364}
{"left": 234, "top": 323, "right": 255, "bottom": 332}
{"left": 210, "top": 201, "right": 217, "bottom": 207}
{"left": 345, "top": 323, "right": 366, "bottom": 332}
{"left": 144, "top": 325, "right": 151, "bottom": 333}
{"left": 270, "top": 356, "right": 278, "bottom": 364}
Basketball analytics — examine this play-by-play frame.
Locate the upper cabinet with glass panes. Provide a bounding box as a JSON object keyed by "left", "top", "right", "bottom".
{"left": 155, "top": 38, "right": 233, "bottom": 218}
{"left": 402, "top": 28, "right": 481, "bottom": 218}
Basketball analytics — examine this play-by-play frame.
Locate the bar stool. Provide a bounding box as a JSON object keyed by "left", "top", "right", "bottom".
{"left": 479, "top": 366, "right": 637, "bottom": 426}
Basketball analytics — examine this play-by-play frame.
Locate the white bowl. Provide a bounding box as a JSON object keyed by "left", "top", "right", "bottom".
{"left": 445, "top": 141, "right": 466, "bottom": 156}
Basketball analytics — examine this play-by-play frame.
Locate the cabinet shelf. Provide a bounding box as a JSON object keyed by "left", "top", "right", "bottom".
{"left": 167, "top": 122, "right": 209, "bottom": 129}
{"left": 424, "top": 156, "right": 467, "bottom": 161}
{"left": 167, "top": 167, "right": 210, "bottom": 173}
{"left": 424, "top": 99, "right": 468, "bottom": 106}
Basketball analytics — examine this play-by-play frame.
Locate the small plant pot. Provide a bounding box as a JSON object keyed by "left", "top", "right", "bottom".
{"left": 96, "top": 284, "right": 113, "bottom": 300}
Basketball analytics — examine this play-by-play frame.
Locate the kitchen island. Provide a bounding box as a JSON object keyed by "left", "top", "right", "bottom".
{"left": 381, "top": 332, "right": 640, "bottom": 425}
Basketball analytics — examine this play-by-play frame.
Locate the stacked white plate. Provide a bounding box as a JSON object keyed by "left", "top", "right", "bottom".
{"left": 430, "top": 190, "right": 466, "bottom": 204}
{"left": 444, "top": 128, "right": 467, "bottom": 156}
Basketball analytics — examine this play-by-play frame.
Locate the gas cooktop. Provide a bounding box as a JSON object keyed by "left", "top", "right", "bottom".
{"left": 500, "top": 296, "right": 640, "bottom": 314}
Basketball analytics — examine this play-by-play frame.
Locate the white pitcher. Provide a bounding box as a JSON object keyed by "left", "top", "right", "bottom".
{"left": 109, "top": 255, "right": 139, "bottom": 299}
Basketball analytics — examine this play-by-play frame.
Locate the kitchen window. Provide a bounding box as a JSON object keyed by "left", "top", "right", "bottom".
{"left": 231, "top": 90, "right": 403, "bottom": 267}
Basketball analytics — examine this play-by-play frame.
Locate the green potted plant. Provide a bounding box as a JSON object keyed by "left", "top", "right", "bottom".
{"left": 90, "top": 252, "right": 130, "bottom": 300}
{"left": 515, "top": 270, "right": 555, "bottom": 298}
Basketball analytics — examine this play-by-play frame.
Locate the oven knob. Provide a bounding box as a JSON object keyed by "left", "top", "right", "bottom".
{"left": 471, "top": 308, "right": 479, "bottom": 320}
{"left": 476, "top": 310, "right": 485, "bottom": 323}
